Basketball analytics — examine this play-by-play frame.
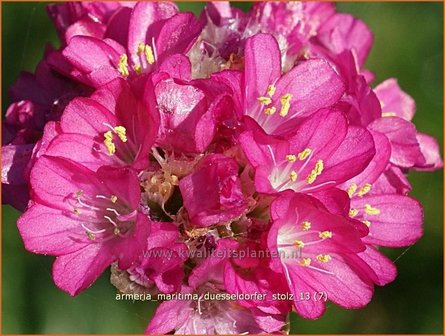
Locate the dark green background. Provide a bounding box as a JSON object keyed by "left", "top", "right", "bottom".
{"left": 2, "top": 2, "right": 443, "bottom": 334}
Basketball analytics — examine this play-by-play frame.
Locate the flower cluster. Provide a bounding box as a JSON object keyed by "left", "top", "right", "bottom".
{"left": 3, "top": 2, "right": 442, "bottom": 334}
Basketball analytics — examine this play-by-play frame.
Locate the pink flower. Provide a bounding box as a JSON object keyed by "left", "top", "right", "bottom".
{"left": 267, "top": 192, "right": 393, "bottom": 319}
{"left": 43, "top": 77, "right": 159, "bottom": 171}
{"left": 47, "top": 2, "right": 137, "bottom": 45}
{"left": 231, "top": 33, "right": 345, "bottom": 135}
{"left": 239, "top": 109, "right": 375, "bottom": 194}
{"left": 48, "top": 2, "right": 201, "bottom": 88}
{"left": 17, "top": 155, "right": 150, "bottom": 295}
{"left": 179, "top": 154, "right": 247, "bottom": 227}
{"left": 147, "top": 239, "right": 286, "bottom": 334}
{"left": 127, "top": 222, "right": 187, "bottom": 294}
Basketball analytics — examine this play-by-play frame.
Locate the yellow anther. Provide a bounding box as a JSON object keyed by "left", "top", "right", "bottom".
{"left": 358, "top": 183, "right": 372, "bottom": 197}
{"left": 110, "top": 195, "right": 118, "bottom": 203}
{"left": 314, "top": 159, "right": 324, "bottom": 175}
{"left": 364, "top": 204, "right": 381, "bottom": 215}
{"left": 113, "top": 126, "right": 127, "bottom": 142}
{"left": 302, "top": 221, "right": 312, "bottom": 231}
{"left": 290, "top": 170, "right": 298, "bottom": 182}
{"left": 362, "top": 220, "right": 371, "bottom": 227}
{"left": 257, "top": 96, "right": 272, "bottom": 105}
{"left": 74, "top": 208, "right": 81, "bottom": 215}
{"left": 86, "top": 232, "right": 96, "bottom": 240}
{"left": 286, "top": 154, "right": 297, "bottom": 162}
{"left": 264, "top": 107, "right": 276, "bottom": 115}
{"left": 74, "top": 190, "right": 84, "bottom": 199}
{"left": 379, "top": 100, "right": 385, "bottom": 108}
{"left": 307, "top": 170, "right": 318, "bottom": 184}
{"left": 137, "top": 42, "right": 145, "bottom": 55}
{"left": 347, "top": 183, "right": 358, "bottom": 197}
{"left": 299, "top": 258, "right": 311, "bottom": 267}
{"left": 319, "top": 231, "right": 333, "bottom": 239}
{"left": 349, "top": 208, "right": 359, "bottom": 218}
{"left": 382, "top": 112, "right": 397, "bottom": 117}
{"left": 316, "top": 254, "right": 332, "bottom": 263}
{"left": 306, "top": 159, "right": 324, "bottom": 184}
{"left": 133, "top": 64, "right": 142, "bottom": 75}
{"left": 145, "top": 45, "right": 155, "bottom": 65}
{"left": 104, "top": 131, "right": 116, "bottom": 155}
{"left": 279, "top": 93, "right": 292, "bottom": 117}
{"left": 298, "top": 148, "right": 312, "bottom": 160}
{"left": 267, "top": 84, "right": 276, "bottom": 97}
{"left": 118, "top": 54, "right": 129, "bottom": 77}
{"left": 113, "top": 227, "right": 121, "bottom": 235}
{"left": 294, "top": 240, "right": 305, "bottom": 248}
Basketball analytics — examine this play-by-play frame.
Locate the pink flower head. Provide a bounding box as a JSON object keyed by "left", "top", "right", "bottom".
{"left": 240, "top": 33, "right": 345, "bottom": 135}
{"left": 268, "top": 192, "right": 388, "bottom": 319}
{"left": 147, "top": 239, "right": 287, "bottom": 334}
{"left": 47, "top": 2, "right": 136, "bottom": 45}
{"left": 239, "top": 109, "right": 375, "bottom": 194}
{"left": 17, "top": 155, "right": 150, "bottom": 295}
{"left": 44, "top": 77, "right": 159, "bottom": 171}
{"left": 49, "top": 2, "right": 202, "bottom": 88}
{"left": 128, "top": 222, "right": 187, "bottom": 294}
{"left": 179, "top": 154, "right": 247, "bottom": 227}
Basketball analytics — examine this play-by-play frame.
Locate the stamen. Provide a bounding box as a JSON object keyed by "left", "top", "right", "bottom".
{"left": 299, "top": 258, "right": 311, "bottom": 267}
{"left": 145, "top": 45, "right": 155, "bottom": 64}
{"left": 349, "top": 208, "right": 359, "bottom": 217}
{"left": 118, "top": 54, "right": 129, "bottom": 77}
{"left": 306, "top": 159, "right": 324, "bottom": 184}
{"left": 279, "top": 93, "right": 292, "bottom": 117}
{"left": 347, "top": 183, "right": 358, "bottom": 197}
{"left": 73, "top": 208, "right": 81, "bottom": 215}
{"left": 86, "top": 232, "right": 96, "bottom": 240}
{"left": 364, "top": 204, "right": 380, "bottom": 215}
{"left": 302, "top": 221, "right": 311, "bottom": 231}
{"left": 294, "top": 240, "right": 305, "bottom": 248}
{"left": 286, "top": 154, "right": 297, "bottom": 162}
{"left": 382, "top": 112, "right": 396, "bottom": 117}
{"left": 362, "top": 220, "right": 371, "bottom": 227}
{"left": 133, "top": 64, "right": 142, "bottom": 75}
{"left": 316, "top": 254, "right": 332, "bottom": 263}
{"left": 290, "top": 170, "right": 298, "bottom": 182}
{"left": 267, "top": 84, "right": 276, "bottom": 97}
{"left": 319, "top": 231, "right": 333, "bottom": 239}
{"left": 110, "top": 195, "right": 118, "bottom": 203}
{"left": 137, "top": 42, "right": 145, "bottom": 55}
{"left": 113, "top": 126, "right": 127, "bottom": 142}
{"left": 104, "top": 131, "right": 116, "bottom": 155}
{"left": 264, "top": 107, "right": 276, "bottom": 115}
{"left": 257, "top": 96, "right": 272, "bottom": 105}
{"left": 358, "top": 183, "right": 372, "bottom": 197}
{"left": 298, "top": 148, "right": 312, "bottom": 160}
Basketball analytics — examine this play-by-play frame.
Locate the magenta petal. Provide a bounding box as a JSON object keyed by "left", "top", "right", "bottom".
{"left": 45, "top": 133, "right": 116, "bottom": 171}
{"left": 318, "top": 13, "right": 373, "bottom": 66}
{"left": 369, "top": 116, "right": 424, "bottom": 168}
{"left": 159, "top": 54, "right": 192, "bottom": 80}
{"left": 340, "top": 130, "right": 391, "bottom": 189}
{"left": 374, "top": 78, "right": 415, "bottom": 121}
{"left": 1, "top": 144, "right": 34, "bottom": 185}
{"left": 65, "top": 20, "right": 105, "bottom": 43}
{"left": 61, "top": 97, "right": 116, "bottom": 136}
{"left": 52, "top": 243, "right": 114, "bottom": 296}
{"left": 179, "top": 154, "right": 247, "bottom": 227}
{"left": 244, "top": 33, "right": 281, "bottom": 111}
{"left": 319, "top": 126, "right": 376, "bottom": 185}
{"left": 359, "top": 246, "right": 397, "bottom": 286}
{"left": 127, "top": 1, "right": 178, "bottom": 62}
{"left": 145, "top": 292, "right": 193, "bottom": 334}
{"left": 155, "top": 13, "right": 204, "bottom": 62}
{"left": 353, "top": 194, "right": 423, "bottom": 247}
{"left": 414, "top": 132, "right": 444, "bottom": 171}
{"left": 17, "top": 204, "right": 86, "bottom": 256}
